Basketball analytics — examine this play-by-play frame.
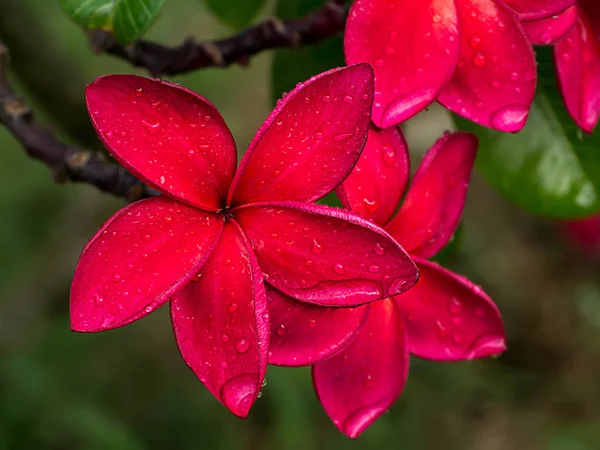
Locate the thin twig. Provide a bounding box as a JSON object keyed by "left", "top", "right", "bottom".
{"left": 0, "top": 41, "right": 155, "bottom": 202}
{"left": 89, "top": 1, "right": 349, "bottom": 76}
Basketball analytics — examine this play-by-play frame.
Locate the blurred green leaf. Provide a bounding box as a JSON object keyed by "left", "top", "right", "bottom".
{"left": 204, "top": 0, "right": 267, "bottom": 29}
{"left": 455, "top": 53, "right": 600, "bottom": 218}
{"left": 271, "top": 0, "right": 344, "bottom": 103}
{"left": 60, "top": 0, "right": 166, "bottom": 43}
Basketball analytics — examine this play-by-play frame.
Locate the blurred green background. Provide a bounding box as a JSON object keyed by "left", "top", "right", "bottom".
{"left": 2, "top": 1, "right": 600, "bottom": 449}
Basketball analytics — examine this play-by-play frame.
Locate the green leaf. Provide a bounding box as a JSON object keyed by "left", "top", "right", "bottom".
{"left": 455, "top": 48, "right": 600, "bottom": 219}
{"left": 60, "top": 0, "right": 166, "bottom": 44}
{"left": 271, "top": 0, "right": 344, "bottom": 104}
{"left": 204, "top": 0, "right": 267, "bottom": 30}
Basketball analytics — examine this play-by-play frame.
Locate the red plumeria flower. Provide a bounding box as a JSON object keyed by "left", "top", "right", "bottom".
{"left": 345, "top": 0, "right": 576, "bottom": 132}
{"left": 268, "top": 127, "right": 506, "bottom": 437}
{"left": 71, "top": 66, "right": 420, "bottom": 418}
{"left": 524, "top": 1, "right": 600, "bottom": 132}
{"left": 520, "top": 5, "right": 578, "bottom": 45}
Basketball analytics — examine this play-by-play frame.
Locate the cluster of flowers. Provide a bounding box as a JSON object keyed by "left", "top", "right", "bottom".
{"left": 71, "top": 0, "right": 594, "bottom": 438}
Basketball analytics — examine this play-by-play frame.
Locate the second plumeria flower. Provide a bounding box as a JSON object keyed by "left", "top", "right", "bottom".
{"left": 269, "top": 127, "right": 506, "bottom": 438}
{"left": 345, "top": 0, "right": 576, "bottom": 131}
{"left": 70, "top": 65, "right": 419, "bottom": 419}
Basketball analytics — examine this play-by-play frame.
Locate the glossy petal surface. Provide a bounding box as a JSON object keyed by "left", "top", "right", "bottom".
{"left": 229, "top": 65, "right": 374, "bottom": 206}
{"left": 501, "top": 0, "right": 577, "bottom": 20}
{"left": 396, "top": 258, "right": 506, "bottom": 361}
{"left": 555, "top": 11, "right": 600, "bottom": 133}
{"left": 344, "top": 0, "right": 460, "bottom": 128}
{"left": 86, "top": 75, "right": 237, "bottom": 210}
{"left": 336, "top": 125, "right": 409, "bottom": 226}
{"left": 438, "top": 0, "right": 537, "bottom": 132}
{"left": 171, "top": 221, "right": 268, "bottom": 418}
{"left": 71, "top": 196, "right": 223, "bottom": 332}
{"left": 313, "top": 299, "right": 408, "bottom": 439}
{"left": 267, "top": 287, "right": 368, "bottom": 366}
{"left": 521, "top": 5, "right": 578, "bottom": 44}
{"left": 385, "top": 132, "right": 477, "bottom": 259}
{"left": 234, "top": 202, "right": 418, "bottom": 306}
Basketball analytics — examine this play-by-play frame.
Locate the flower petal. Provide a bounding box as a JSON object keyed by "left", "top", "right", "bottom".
{"left": 336, "top": 125, "right": 410, "bottom": 227}
{"left": 267, "top": 286, "right": 368, "bottom": 367}
{"left": 500, "top": 0, "right": 577, "bottom": 20}
{"left": 396, "top": 258, "right": 506, "bottom": 361}
{"left": 70, "top": 196, "right": 223, "bottom": 332}
{"left": 228, "top": 65, "right": 374, "bottom": 206}
{"left": 385, "top": 132, "right": 477, "bottom": 260}
{"left": 437, "top": 0, "right": 537, "bottom": 132}
{"left": 312, "top": 299, "right": 408, "bottom": 439}
{"left": 86, "top": 75, "right": 237, "bottom": 211}
{"left": 521, "top": 5, "right": 578, "bottom": 44}
{"left": 344, "top": 0, "right": 460, "bottom": 128}
{"left": 170, "top": 220, "right": 268, "bottom": 418}
{"left": 234, "top": 202, "right": 418, "bottom": 306}
{"left": 554, "top": 10, "right": 600, "bottom": 133}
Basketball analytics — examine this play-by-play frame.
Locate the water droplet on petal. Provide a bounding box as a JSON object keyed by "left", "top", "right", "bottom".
{"left": 311, "top": 240, "right": 324, "bottom": 255}
{"left": 373, "top": 242, "right": 385, "bottom": 255}
{"left": 142, "top": 233, "right": 152, "bottom": 242}
{"left": 141, "top": 119, "right": 161, "bottom": 136}
{"left": 221, "top": 333, "right": 230, "bottom": 342}
{"left": 490, "top": 104, "right": 528, "bottom": 131}
{"left": 235, "top": 338, "right": 250, "bottom": 353}
{"left": 308, "top": 318, "right": 317, "bottom": 328}
{"left": 472, "top": 52, "right": 486, "bottom": 67}
{"left": 276, "top": 324, "right": 286, "bottom": 336}
{"left": 448, "top": 297, "right": 463, "bottom": 315}
{"left": 363, "top": 198, "right": 378, "bottom": 213}
{"left": 382, "top": 145, "right": 396, "bottom": 166}
{"left": 368, "top": 265, "right": 380, "bottom": 274}
{"left": 220, "top": 374, "right": 258, "bottom": 417}
{"left": 94, "top": 293, "right": 105, "bottom": 308}
{"left": 333, "top": 263, "right": 345, "bottom": 275}
{"left": 227, "top": 302, "right": 239, "bottom": 313}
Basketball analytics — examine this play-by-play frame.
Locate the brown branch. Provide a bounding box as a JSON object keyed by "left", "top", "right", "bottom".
{"left": 0, "top": 41, "right": 156, "bottom": 203}
{"left": 89, "top": 1, "right": 349, "bottom": 76}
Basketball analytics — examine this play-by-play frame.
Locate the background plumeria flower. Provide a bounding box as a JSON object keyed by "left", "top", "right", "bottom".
{"left": 71, "top": 65, "right": 420, "bottom": 419}
{"left": 521, "top": 1, "right": 600, "bottom": 132}
{"left": 345, "top": 0, "right": 576, "bottom": 132}
{"left": 268, "top": 127, "right": 506, "bottom": 438}
{"left": 551, "top": 1, "right": 600, "bottom": 133}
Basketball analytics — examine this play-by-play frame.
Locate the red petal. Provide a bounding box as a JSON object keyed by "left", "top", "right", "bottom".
{"left": 385, "top": 132, "right": 477, "bottom": 260}
{"left": 560, "top": 214, "right": 600, "bottom": 256}
{"left": 234, "top": 202, "right": 418, "bottom": 306}
{"left": 437, "top": 0, "right": 537, "bottom": 132}
{"left": 70, "top": 196, "right": 223, "bottom": 332}
{"left": 395, "top": 258, "right": 506, "bottom": 361}
{"left": 521, "top": 5, "right": 578, "bottom": 44}
{"left": 267, "top": 286, "right": 368, "bottom": 367}
{"left": 170, "top": 220, "right": 268, "bottom": 418}
{"left": 312, "top": 299, "right": 408, "bottom": 439}
{"left": 500, "top": 0, "right": 577, "bottom": 20}
{"left": 86, "top": 75, "right": 237, "bottom": 210}
{"left": 228, "top": 65, "right": 374, "bottom": 206}
{"left": 554, "top": 10, "right": 600, "bottom": 133}
{"left": 344, "top": 0, "right": 460, "bottom": 128}
{"left": 336, "top": 125, "right": 409, "bottom": 226}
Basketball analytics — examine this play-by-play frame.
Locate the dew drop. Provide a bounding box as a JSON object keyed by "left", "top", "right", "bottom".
{"left": 112, "top": 273, "right": 121, "bottom": 283}
{"left": 490, "top": 104, "right": 528, "bottom": 131}
{"left": 235, "top": 338, "right": 250, "bottom": 353}
{"left": 142, "top": 233, "right": 152, "bottom": 242}
{"left": 228, "top": 302, "right": 239, "bottom": 313}
{"left": 308, "top": 318, "right": 317, "bottom": 328}
{"left": 94, "top": 293, "right": 105, "bottom": 308}
{"left": 276, "top": 324, "right": 286, "bottom": 336}
{"left": 373, "top": 242, "right": 385, "bottom": 255}
{"left": 333, "top": 263, "right": 345, "bottom": 275}
{"left": 382, "top": 145, "right": 396, "bottom": 166}
{"left": 334, "top": 133, "right": 353, "bottom": 142}
{"left": 220, "top": 374, "right": 257, "bottom": 417}
{"left": 311, "top": 240, "right": 324, "bottom": 255}
{"left": 221, "top": 333, "right": 231, "bottom": 342}
{"left": 472, "top": 52, "right": 486, "bottom": 67}
{"left": 448, "top": 297, "right": 463, "bottom": 315}
{"left": 343, "top": 95, "right": 354, "bottom": 103}
{"left": 141, "top": 119, "right": 161, "bottom": 136}
{"left": 368, "top": 265, "right": 380, "bottom": 274}
{"left": 469, "top": 35, "right": 481, "bottom": 49}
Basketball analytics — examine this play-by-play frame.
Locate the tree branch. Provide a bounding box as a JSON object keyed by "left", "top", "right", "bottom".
{"left": 0, "top": 41, "right": 155, "bottom": 202}
{"left": 89, "top": 1, "right": 349, "bottom": 76}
